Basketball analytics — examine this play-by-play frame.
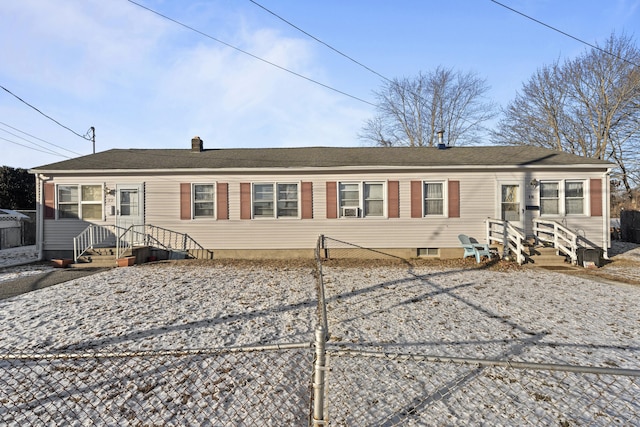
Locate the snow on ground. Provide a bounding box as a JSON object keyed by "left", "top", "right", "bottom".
{"left": 0, "top": 264, "right": 318, "bottom": 352}
{"left": 323, "top": 265, "right": 640, "bottom": 367}
{"left": 0, "top": 245, "right": 39, "bottom": 269}
{"left": 0, "top": 241, "right": 638, "bottom": 362}
{"left": 0, "top": 242, "right": 639, "bottom": 424}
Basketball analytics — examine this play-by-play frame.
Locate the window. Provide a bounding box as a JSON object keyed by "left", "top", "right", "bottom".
{"left": 253, "top": 183, "right": 298, "bottom": 218}
{"left": 58, "top": 185, "right": 78, "bottom": 218}
{"left": 540, "top": 182, "right": 559, "bottom": 215}
{"left": 193, "top": 184, "right": 214, "bottom": 218}
{"left": 417, "top": 248, "right": 439, "bottom": 257}
{"left": 565, "top": 181, "right": 584, "bottom": 215}
{"left": 277, "top": 183, "right": 298, "bottom": 217}
{"left": 57, "top": 185, "right": 102, "bottom": 219}
{"left": 423, "top": 182, "right": 444, "bottom": 216}
{"left": 539, "top": 181, "right": 585, "bottom": 216}
{"left": 364, "top": 183, "right": 384, "bottom": 216}
{"left": 338, "top": 182, "right": 385, "bottom": 218}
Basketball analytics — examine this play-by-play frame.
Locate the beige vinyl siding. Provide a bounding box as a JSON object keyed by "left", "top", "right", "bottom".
{"left": 42, "top": 177, "right": 111, "bottom": 251}
{"left": 40, "top": 168, "right": 610, "bottom": 253}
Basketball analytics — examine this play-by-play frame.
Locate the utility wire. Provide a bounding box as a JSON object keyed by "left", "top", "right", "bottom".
{"left": 0, "top": 84, "right": 92, "bottom": 141}
{"left": 490, "top": 0, "right": 640, "bottom": 68}
{"left": 0, "top": 121, "right": 83, "bottom": 156}
{"left": 0, "top": 127, "right": 63, "bottom": 156}
{"left": 0, "top": 135, "right": 72, "bottom": 158}
{"left": 248, "top": 0, "right": 391, "bottom": 83}
{"left": 246, "top": 0, "right": 472, "bottom": 135}
{"left": 126, "top": 0, "right": 375, "bottom": 107}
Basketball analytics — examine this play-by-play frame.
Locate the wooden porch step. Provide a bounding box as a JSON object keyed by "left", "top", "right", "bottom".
{"left": 526, "top": 246, "right": 570, "bottom": 267}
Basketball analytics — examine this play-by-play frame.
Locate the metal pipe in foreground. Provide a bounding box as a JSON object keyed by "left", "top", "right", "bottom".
{"left": 312, "top": 326, "right": 327, "bottom": 426}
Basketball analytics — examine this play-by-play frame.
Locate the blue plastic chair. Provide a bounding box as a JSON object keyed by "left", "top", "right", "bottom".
{"left": 458, "top": 234, "right": 492, "bottom": 263}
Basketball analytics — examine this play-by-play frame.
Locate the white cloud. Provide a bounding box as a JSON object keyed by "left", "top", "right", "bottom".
{"left": 0, "top": 0, "right": 373, "bottom": 168}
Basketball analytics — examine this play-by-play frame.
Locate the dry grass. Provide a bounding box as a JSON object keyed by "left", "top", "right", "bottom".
{"left": 165, "top": 256, "right": 524, "bottom": 272}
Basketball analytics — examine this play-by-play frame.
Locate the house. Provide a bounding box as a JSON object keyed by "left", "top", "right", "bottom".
{"left": 0, "top": 209, "right": 31, "bottom": 250}
{"left": 29, "top": 137, "right": 613, "bottom": 263}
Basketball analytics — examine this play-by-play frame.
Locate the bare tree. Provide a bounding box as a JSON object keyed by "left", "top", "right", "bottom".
{"left": 493, "top": 33, "right": 640, "bottom": 199}
{"left": 360, "top": 66, "right": 496, "bottom": 147}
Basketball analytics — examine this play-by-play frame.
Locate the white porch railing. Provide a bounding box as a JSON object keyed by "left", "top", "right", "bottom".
{"left": 486, "top": 219, "right": 528, "bottom": 265}
{"left": 73, "top": 224, "right": 126, "bottom": 263}
{"left": 532, "top": 218, "right": 579, "bottom": 264}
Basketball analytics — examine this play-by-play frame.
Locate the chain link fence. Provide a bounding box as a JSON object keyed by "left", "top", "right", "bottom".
{"left": 317, "top": 235, "right": 409, "bottom": 262}
{"left": 322, "top": 350, "right": 640, "bottom": 426}
{"left": 1, "top": 345, "right": 313, "bottom": 426}
{"left": 2, "top": 235, "right": 639, "bottom": 425}
{"left": 312, "top": 235, "right": 640, "bottom": 426}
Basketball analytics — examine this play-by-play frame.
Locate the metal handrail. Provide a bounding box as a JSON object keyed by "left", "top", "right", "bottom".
{"left": 75, "top": 223, "right": 213, "bottom": 262}
{"left": 115, "top": 224, "right": 213, "bottom": 260}
{"left": 73, "top": 224, "right": 126, "bottom": 263}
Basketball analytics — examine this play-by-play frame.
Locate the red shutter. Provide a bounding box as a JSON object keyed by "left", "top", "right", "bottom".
{"left": 388, "top": 181, "right": 399, "bottom": 218}
{"left": 301, "top": 182, "right": 313, "bottom": 219}
{"left": 180, "top": 183, "right": 191, "bottom": 220}
{"left": 326, "top": 182, "right": 337, "bottom": 219}
{"left": 590, "top": 178, "right": 602, "bottom": 217}
{"left": 448, "top": 180, "right": 460, "bottom": 218}
{"left": 217, "top": 182, "right": 228, "bottom": 220}
{"left": 240, "top": 183, "right": 252, "bottom": 219}
{"left": 410, "top": 181, "right": 422, "bottom": 218}
{"left": 44, "top": 183, "right": 55, "bottom": 219}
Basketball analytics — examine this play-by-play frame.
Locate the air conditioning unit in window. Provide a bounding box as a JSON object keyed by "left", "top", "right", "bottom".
{"left": 342, "top": 207, "right": 360, "bottom": 217}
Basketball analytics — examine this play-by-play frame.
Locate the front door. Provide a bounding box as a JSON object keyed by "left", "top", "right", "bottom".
{"left": 116, "top": 184, "right": 144, "bottom": 231}
{"left": 500, "top": 183, "right": 523, "bottom": 230}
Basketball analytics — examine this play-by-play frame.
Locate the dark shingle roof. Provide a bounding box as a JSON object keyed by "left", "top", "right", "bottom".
{"left": 31, "top": 146, "right": 612, "bottom": 172}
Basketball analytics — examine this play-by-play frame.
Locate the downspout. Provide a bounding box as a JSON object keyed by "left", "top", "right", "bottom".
{"left": 36, "top": 174, "right": 50, "bottom": 262}
{"left": 602, "top": 169, "right": 611, "bottom": 260}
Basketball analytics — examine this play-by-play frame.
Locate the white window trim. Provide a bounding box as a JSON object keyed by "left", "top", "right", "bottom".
{"left": 191, "top": 183, "right": 216, "bottom": 220}
{"left": 539, "top": 180, "right": 587, "bottom": 217}
{"left": 251, "top": 182, "right": 301, "bottom": 219}
{"left": 56, "top": 184, "right": 104, "bottom": 221}
{"left": 422, "top": 180, "right": 448, "bottom": 218}
{"left": 338, "top": 181, "right": 387, "bottom": 219}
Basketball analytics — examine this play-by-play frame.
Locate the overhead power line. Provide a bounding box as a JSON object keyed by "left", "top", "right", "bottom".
{"left": 126, "top": 0, "right": 375, "bottom": 107}
{"left": 0, "top": 84, "right": 92, "bottom": 141}
{"left": 0, "top": 135, "right": 72, "bottom": 158}
{"left": 0, "top": 127, "right": 66, "bottom": 157}
{"left": 248, "top": 0, "right": 391, "bottom": 83}
{"left": 489, "top": 0, "right": 640, "bottom": 68}
{"left": 0, "top": 121, "right": 83, "bottom": 156}
{"left": 248, "top": 0, "right": 491, "bottom": 138}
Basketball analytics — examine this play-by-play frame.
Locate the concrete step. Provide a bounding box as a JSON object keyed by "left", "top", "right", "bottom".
{"left": 85, "top": 247, "right": 117, "bottom": 257}
{"left": 73, "top": 247, "right": 133, "bottom": 268}
{"left": 73, "top": 254, "right": 118, "bottom": 268}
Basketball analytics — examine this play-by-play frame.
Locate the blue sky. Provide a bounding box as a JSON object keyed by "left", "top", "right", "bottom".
{"left": 1, "top": 0, "right": 639, "bottom": 168}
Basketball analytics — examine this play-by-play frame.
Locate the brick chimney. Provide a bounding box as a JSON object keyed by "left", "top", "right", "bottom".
{"left": 191, "top": 136, "right": 203, "bottom": 152}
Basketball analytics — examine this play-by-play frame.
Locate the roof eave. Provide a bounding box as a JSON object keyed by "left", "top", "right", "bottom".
{"left": 29, "top": 163, "right": 611, "bottom": 175}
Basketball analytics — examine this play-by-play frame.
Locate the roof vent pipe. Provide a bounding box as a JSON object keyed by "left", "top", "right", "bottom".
{"left": 191, "top": 136, "right": 203, "bottom": 152}
{"left": 437, "top": 130, "right": 446, "bottom": 149}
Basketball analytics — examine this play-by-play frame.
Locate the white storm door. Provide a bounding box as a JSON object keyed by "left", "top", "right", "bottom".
{"left": 500, "top": 183, "right": 523, "bottom": 229}
{"left": 116, "top": 184, "right": 144, "bottom": 230}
